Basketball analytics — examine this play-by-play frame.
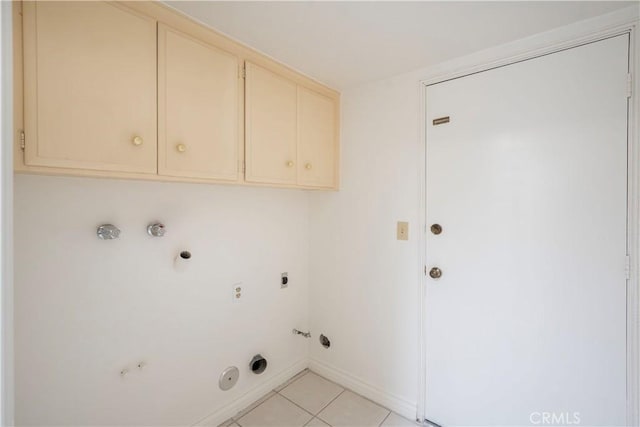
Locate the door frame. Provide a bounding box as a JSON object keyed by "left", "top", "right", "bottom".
{"left": 1, "top": 2, "right": 14, "bottom": 426}
{"left": 416, "top": 8, "right": 640, "bottom": 426}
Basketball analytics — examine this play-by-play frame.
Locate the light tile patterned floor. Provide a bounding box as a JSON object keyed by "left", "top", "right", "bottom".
{"left": 221, "top": 370, "right": 419, "bottom": 427}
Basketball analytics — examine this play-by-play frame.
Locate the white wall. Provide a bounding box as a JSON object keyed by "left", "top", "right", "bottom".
{"left": 308, "top": 71, "right": 423, "bottom": 414}
{"left": 307, "top": 5, "right": 640, "bottom": 421}
{"left": 14, "top": 175, "right": 309, "bottom": 426}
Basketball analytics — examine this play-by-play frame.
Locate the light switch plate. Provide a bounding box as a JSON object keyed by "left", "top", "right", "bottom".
{"left": 397, "top": 221, "right": 409, "bottom": 240}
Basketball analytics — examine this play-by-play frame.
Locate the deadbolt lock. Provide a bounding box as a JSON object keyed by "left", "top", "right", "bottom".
{"left": 429, "top": 267, "right": 442, "bottom": 279}
{"left": 430, "top": 224, "right": 442, "bottom": 235}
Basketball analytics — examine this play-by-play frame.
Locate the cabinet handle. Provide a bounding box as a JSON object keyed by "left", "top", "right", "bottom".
{"left": 132, "top": 136, "right": 143, "bottom": 146}
{"left": 286, "top": 161, "right": 294, "bottom": 168}
{"left": 176, "top": 144, "right": 187, "bottom": 153}
{"left": 305, "top": 163, "right": 312, "bottom": 170}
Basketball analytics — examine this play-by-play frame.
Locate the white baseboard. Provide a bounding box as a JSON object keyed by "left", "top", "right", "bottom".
{"left": 193, "top": 359, "right": 309, "bottom": 427}
{"left": 308, "top": 358, "right": 418, "bottom": 422}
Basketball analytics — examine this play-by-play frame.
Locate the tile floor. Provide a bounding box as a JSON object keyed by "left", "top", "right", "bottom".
{"left": 221, "top": 370, "right": 419, "bottom": 427}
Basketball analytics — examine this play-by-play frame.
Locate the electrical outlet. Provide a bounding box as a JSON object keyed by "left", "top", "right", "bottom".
{"left": 397, "top": 221, "right": 409, "bottom": 240}
{"left": 232, "top": 283, "right": 242, "bottom": 302}
{"left": 281, "top": 273, "right": 288, "bottom": 289}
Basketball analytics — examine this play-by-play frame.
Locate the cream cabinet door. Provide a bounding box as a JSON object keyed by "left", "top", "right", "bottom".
{"left": 297, "top": 87, "right": 338, "bottom": 188}
{"left": 245, "top": 62, "right": 297, "bottom": 185}
{"left": 158, "top": 24, "right": 241, "bottom": 181}
{"left": 22, "top": 2, "right": 157, "bottom": 173}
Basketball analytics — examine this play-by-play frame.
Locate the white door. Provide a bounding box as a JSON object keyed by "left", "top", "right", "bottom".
{"left": 425, "top": 35, "right": 630, "bottom": 426}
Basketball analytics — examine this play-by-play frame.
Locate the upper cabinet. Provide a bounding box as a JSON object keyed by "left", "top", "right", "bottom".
{"left": 158, "top": 24, "right": 242, "bottom": 182}
{"left": 22, "top": 1, "right": 157, "bottom": 173}
{"left": 245, "top": 63, "right": 298, "bottom": 186}
{"left": 297, "top": 87, "right": 339, "bottom": 188}
{"left": 16, "top": 1, "right": 340, "bottom": 190}
{"left": 245, "top": 63, "right": 339, "bottom": 189}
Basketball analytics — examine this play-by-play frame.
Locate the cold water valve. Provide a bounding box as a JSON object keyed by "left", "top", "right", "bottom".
{"left": 97, "top": 224, "right": 120, "bottom": 240}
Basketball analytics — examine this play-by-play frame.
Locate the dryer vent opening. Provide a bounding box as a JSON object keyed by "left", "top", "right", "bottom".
{"left": 250, "top": 354, "right": 267, "bottom": 374}
{"left": 319, "top": 334, "right": 331, "bottom": 349}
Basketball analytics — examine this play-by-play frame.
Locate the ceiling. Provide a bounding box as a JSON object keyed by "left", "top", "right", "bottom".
{"left": 165, "top": 1, "right": 636, "bottom": 90}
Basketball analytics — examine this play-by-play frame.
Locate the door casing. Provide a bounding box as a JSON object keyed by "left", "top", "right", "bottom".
{"left": 416, "top": 10, "right": 640, "bottom": 426}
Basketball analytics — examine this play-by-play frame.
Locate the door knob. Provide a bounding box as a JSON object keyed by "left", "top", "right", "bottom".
{"left": 305, "top": 163, "right": 312, "bottom": 170}
{"left": 430, "top": 224, "right": 442, "bottom": 235}
{"left": 429, "top": 267, "right": 442, "bottom": 279}
{"left": 286, "top": 161, "right": 295, "bottom": 168}
{"left": 132, "top": 136, "right": 143, "bottom": 146}
{"left": 176, "top": 143, "right": 187, "bottom": 153}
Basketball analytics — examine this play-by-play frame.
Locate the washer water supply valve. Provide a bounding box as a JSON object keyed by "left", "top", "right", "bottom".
{"left": 97, "top": 224, "right": 120, "bottom": 240}
{"left": 147, "top": 222, "right": 166, "bottom": 237}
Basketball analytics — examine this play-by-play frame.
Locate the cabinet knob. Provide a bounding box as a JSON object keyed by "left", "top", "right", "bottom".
{"left": 132, "top": 136, "right": 143, "bottom": 146}
{"left": 176, "top": 144, "right": 187, "bottom": 153}
{"left": 286, "top": 161, "right": 294, "bottom": 168}
{"left": 305, "top": 163, "right": 313, "bottom": 170}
